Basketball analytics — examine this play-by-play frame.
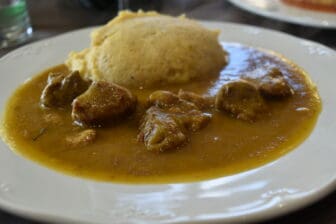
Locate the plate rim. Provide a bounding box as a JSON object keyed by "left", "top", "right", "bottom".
{"left": 0, "top": 21, "right": 335, "bottom": 224}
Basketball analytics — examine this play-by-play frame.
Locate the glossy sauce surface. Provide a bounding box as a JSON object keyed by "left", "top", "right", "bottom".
{"left": 1, "top": 44, "right": 321, "bottom": 183}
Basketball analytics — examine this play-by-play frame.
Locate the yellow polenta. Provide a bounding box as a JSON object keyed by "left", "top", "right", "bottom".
{"left": 65, "top": 11, "right": 227, "bottom": 88}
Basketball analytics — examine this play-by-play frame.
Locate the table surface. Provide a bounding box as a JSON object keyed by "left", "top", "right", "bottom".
{"left": 0, "top": 0, "right": 335, "bottom": 223}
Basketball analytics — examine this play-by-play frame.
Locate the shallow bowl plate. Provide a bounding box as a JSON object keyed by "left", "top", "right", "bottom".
{"left": 0, "top": 21, "right": 335, "bottom": 224}
{"left": 229, "top": 0, "right": 336, "bottom": 28}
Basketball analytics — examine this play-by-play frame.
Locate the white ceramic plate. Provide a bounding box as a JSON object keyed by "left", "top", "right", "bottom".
{"left": 0, "top": 21, "right": 335, "bottom": 224}
{"left": 229, "top": 0, "right": 336, "bottom": 28}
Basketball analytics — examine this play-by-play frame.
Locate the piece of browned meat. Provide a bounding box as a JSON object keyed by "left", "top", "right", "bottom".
{"left": 72, "top": 81, "right": 136, "bottom": 126}
{"left": 148, "top": 90, "right": 180, "bottom": 107}
{"left": 41, "top": 71, "right": 90, "bottom": 108}
{"left": 258, "top": 68, "right": 294, "bottom": 98}
{"left": 175, "top": 109, "right": 212, "bottom": 132}
{"left": 215, "top": 80, "right": 266, "bottom": 121}
{"left": 178, "top": 89, "right": 214, "bottom": 110}
{"left": 148, "top": 90, "right": 211, "bottom": 131}
{"left": 149, "top": 90, "right": 196, "bottom": 110}
{"left": 138, "top": 107, "right": 187, "bottom": 152}
{"left": 138, "top": 90, "right": 211, "bottom": 152}
{"left": 66, "top": 129, "right": 97, "bottom": 147}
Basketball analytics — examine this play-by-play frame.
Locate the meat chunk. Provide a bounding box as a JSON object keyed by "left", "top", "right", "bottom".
{"left": 149, "top": 90, "right": 180, "bottom": 107}
{"left": 215, "top": 80, "right": 266, "bottom": 121}
{"left": 148, "top": 90, "right": 211, "bottom": 131}
{"left": 138, "top": 90, "right": 211, "bottom": 152}
{"left": 138, "top": 107, "right": 187, "bottom": 152}
{"left": 66, "top": 129, "right": 96, "bottom": 147}
{"left": 72, "top": 81, "right": 136, "bottom": 126}
{"left": 41, "top": 71, "right": 90, "bottom": 108}
{"left": 258, "top": 68, "right": 294, "bottom": 98}
{"left": 149, "top": 90, "right": 197, "bottom": 111}
{"left": 175, "top": 110, "right": 212, "bottom": 132}
{"left": 178, "top": 90, "right": 214, "bottom": 110}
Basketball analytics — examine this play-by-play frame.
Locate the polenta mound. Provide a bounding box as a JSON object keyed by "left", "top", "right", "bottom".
{"left": 66, "top": 11, "right": 227, "bottom": 88}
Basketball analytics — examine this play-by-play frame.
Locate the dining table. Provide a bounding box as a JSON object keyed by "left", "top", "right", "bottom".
{"left": 0, "top": 0, "right": 335, "bottom": 223}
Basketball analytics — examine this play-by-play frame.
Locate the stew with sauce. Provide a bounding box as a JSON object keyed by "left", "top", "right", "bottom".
{"left": 1, "top": 43, "right": 321, "bottom": 183}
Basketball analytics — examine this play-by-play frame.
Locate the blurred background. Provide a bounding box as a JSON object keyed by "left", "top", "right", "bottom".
{"left": 0, "top": 0, "right": 335, "bottom": 223}
{"left": 0, "top": 0, "right": 335, "bottom": 55}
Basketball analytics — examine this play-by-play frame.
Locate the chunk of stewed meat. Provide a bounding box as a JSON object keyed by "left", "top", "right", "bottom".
{"left": 138, "top": 107, "right": 187, "bottom": 152}
{"left": 66, "top": 129, "right": 96, "bottom": 147}
{"left": 41, "top": 71, "right": 90, "bottom": 108}
{"left": 215, "top": 80, "right": 266, "bottom": 121}
{"left": 178, "top": 89, "right": 214, "bottom": 110}
{"left": 148, "top": 90, "right": 211, "bottom": 129}
{"left": 148, "top": 90, "right": 197, "bottom": 111}
{"left": 258, "top": 68, "right": 294, "bottom": 98}
{"left": 139, "top": 90, "right": 211, "bottom": 152}
{"left": 176, "top": 110, "right": 212, "bottom": 132}
{"left": 72, "top": 81, "right": 136, "bottom": 126}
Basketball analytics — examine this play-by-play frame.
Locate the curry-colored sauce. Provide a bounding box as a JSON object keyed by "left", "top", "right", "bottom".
{"left": 1, "top": 44, "right": 321, "bottom": 183}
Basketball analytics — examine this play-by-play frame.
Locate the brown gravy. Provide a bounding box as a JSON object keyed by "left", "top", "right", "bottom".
{"left": 1, "top": 43, "right": 321, "bottom": 183}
